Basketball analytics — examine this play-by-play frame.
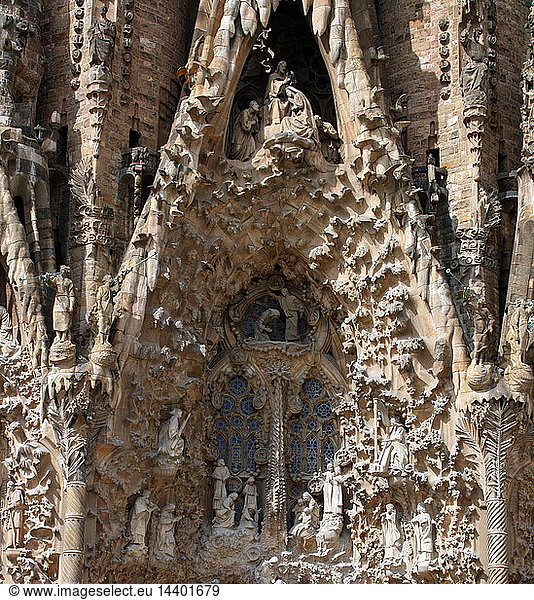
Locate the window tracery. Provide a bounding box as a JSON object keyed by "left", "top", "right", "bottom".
{"left": 215, "top": 376, "right": 261, "bottom": 476}
{"left": 288, "top": 378, "right": 337, "bottom": 478}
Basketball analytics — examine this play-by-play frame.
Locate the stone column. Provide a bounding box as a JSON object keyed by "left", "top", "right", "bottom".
{"left": 486, "top": 496, "right": 509, "bottom": 583}
{"left": 59, "top": 480, "right": 87, "bottom": 583}
{"left": 263, "top": 376, "right": 287, "bottom": 547}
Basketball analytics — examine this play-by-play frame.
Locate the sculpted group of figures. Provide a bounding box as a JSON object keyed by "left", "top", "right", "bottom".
{"left": 229, "top": 61, "right": 341, "bottom": 163}
{"left": 212, "top": 460, "right": 259, "bottom": 530}
{"left": 126, "top": 491, "right": 180, "bottom": 562}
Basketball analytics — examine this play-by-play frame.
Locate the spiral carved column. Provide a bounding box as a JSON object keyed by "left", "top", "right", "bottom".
{"left": 487, "top": 497, "right": 509, "bottom": 584}
{"left": 59, "top": 480, "right": 87, "bottom": 584}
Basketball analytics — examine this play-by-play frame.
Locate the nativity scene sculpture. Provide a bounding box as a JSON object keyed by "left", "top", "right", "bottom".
{"left": 228, "top": 60, "right": 340, "bottom": 167}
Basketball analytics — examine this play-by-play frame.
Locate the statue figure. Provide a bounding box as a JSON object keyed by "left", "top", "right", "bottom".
{"left": 212, "top": 491, "right": 238, "bottom": 529}
{"left": 254, "top": 307, "right": 280, "bottom": 341}
{"left": 463, "top": 289, "right": 496, "bottom": 364}
{"left": 240, "top": 476, "right": 259, "bottom": 529}
{"left": 460, "top": 24, "right": 488, "bottom": 106}
{"left": 88, "top": 5, "right": 116, "bottom": 68}
{"left": 5, "top": 481, "right": 24, "bottom": 548}
{"left": 43, "top": 265, "right": 76, "bottom": 343}
{"left": 279, "top": 87, "right": 319, "bottom": 144}
{"left": 315, "top": 116, "right": 341, "bottom": 163}
{"left": 278, "top": 288, "right": 303, "bottom": 342}
{"left": 230, "top": 100, "right": 260, "bottom": 161}
{"left": 264, "top": 61, "right": 292, "bottom": 136}
{"left": 505, "top": 299, "right": 534, "bottom": 367}
{"left": 212, "top": 458, "right": 230, "bottom": 511}
{"left": 21, "top": 278, "right": 48, "bottom": 366}
{"left": 0, "top": 305, "right": 20, "bottom": 358}
{"left": 410, "top": 503, "right": 434, "bottom": 572}
{"left": 290, "top": 492, "right": 320, "bottom": 548}
{"left": 377, "top": 415, "right": 409, "bottom": 472}
{"left": 322, "top": 463, "right": 344, "bottom": 517}
{"left": 129, "top": 490, "right": 157, "bottom": 547}
{"left": 88, "top": 274, "right": 118, "bottom": 345}
{"left": 381, "top": 503, "right": 402, "bottom": 561}
{"left": 154, "top": 504, "right": 178, "bottom": 561}
{"left": 157, "top": 408, "right": 190, "bottom": 465}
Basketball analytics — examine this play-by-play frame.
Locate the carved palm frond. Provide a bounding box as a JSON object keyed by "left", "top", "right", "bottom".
{"left": 69, "top": 158, "right": 97, "bottom": 209}
{"left": 456, "top": 416, "right": 488, "bottom": 499}
{"left": 482, "top": 400, "right": 517, "bottom": 498}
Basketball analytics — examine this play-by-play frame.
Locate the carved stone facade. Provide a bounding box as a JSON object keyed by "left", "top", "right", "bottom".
{"left": 0, "top": 0, "right": 533, "bottom": 585}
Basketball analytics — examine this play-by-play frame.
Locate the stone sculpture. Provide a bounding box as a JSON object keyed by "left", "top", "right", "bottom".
{"left": 212, "top": 492, "right": 238, "bottom": 530}
{"left": 88, "top": 275, "right": 118, "bottom": 345}
{"left": 154, "top": 504, "right": 178, "bottom": 561}
{"left": 410, "top": 503, "right": 434, "bottom": 573}
{"left": 376, "top": 415, "right": 409, "bottom": 472}
{"left": 213, "top": 459, "right": 230, "bottom": 511}
{"left": 88, "top": 6, "right": 116, "bottom": 68}
{"left": 240, "top": 476, "right": 259, "bottom": 529}
{"left": 5, "top": 481, "right": 25, "bottom": 548}
{"left": 264, "top": 61, "right": 293, "bottom": 137}
{"left": 230, "top": 101, "right": 260, "bottom": 161}
{"left": 42, "top": 266, "right": 76, "bottom": 344}
{"left": 278, "top": 288, "right": 303, "bottom": 342}
{"left": 289, "top": 492, "right": 320, "bottom": 550}
{"left": 381, "top": 503, "right": 402, "bottom": 561}
{"left": 253, "top": 307, "right": 280, "bottom": 341}
{"left": 0, "top": 306, "right": 20, "bottom": 358}
{"left": 127, "top": 490, "right": 158, "bottom": 550}
{"left": 156, "top": 408, "right": 189, "bottom": 473}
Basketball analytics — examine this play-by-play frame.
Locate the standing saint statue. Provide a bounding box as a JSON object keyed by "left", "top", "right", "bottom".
{"left": 240, "top": 476, "right": 259, "bottom": 529}
{"left": 129, "top": 490, "right": 158, "bottom": 547}
{"left": 5, "top": 481, "right": 24, "bottom": 548}
{"left": 278, "top": 288, "right": 303, "bottom": 342}
{"left": 377, "top": 415, "right": 409, "bottom": 472}
{"left": 410, "top": 503, "right": 434, "bottom": 571}
{"left": 88, "top": 274, "right": 117, "bottom": 345}
{"left": 381, "top": 503, "right": 402, "bottom": 561}
{"left": 212, "top": 458, "right": 230, "bottom": 511}
{"left": 229, "top": 100, "right": 260, "bottom": 161}
{"left": 322, "top": 463, "right": 344, "bottom": 516}
{"left": 43, "top": 265, "right": 76, "bottom": 343}
{"left": 88, "top": 5, "right": 116, "bottom": 68}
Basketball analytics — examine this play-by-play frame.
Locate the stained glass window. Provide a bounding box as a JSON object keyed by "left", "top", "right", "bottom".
{"left": 215, "top": 377, "right": 259, "bottom": 474}
{"left": 287, "top": 378, "right": 337, "bottom": 476}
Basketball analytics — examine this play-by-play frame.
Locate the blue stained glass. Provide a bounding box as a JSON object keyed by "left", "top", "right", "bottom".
{"left": 300, "top": 400, "right": 311, "bottom": 418}
{"left": 315, "top": 401, "right": 332, "bottom": 419}
{"left": 229, "top": 376, "right": 248, "bottom": 397}
{"left": 246, "top": 437, "right": 256, "bottom": 471}
{"left": 306, "top": 437, "right": 318, "bottom": 473}
{"left": 323, "top": 439, "right": 336, "bottom": 467}
{"left": 240, "top": 396, "right": 255, "bottom": 416}
{"left": 215, "top": 418, "right": 227, "bottom": 430}
{"left": 230, "top": 433, "right": 243, "bottom": 472}
{"left": 303, "top": 378, "right": 323, "bottom": 400}
{"left": 216, "top": 435, "right": 226, "bottom": 460}
{"left": 221, "top": 395, "right": 234, "bottom": 414}
{"left": 232, "top": 416, "right": 242, "bottom": 427}
{"left": 307, "top": 420, "right": 318, "bottom": 431}
{"left": 290, "top": 422, "right": 303, "bottom": 433}
{"left": 323, "top": 423, "right": 335, "bottom": 436}
{"left": 291, "top": 439, "right": 302, "bottom": 473}
{"left": 248, "top": 420, "right": 259, "bottom": 431}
